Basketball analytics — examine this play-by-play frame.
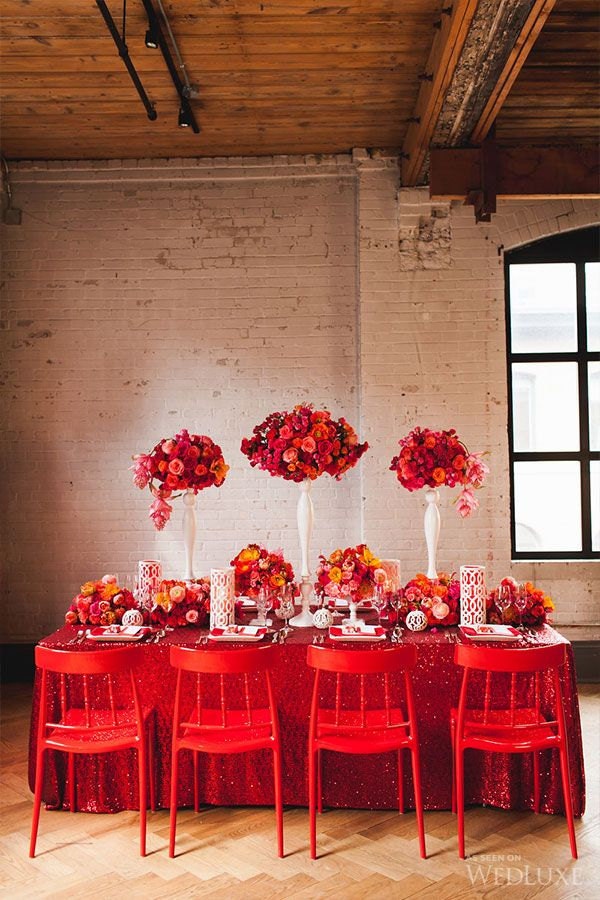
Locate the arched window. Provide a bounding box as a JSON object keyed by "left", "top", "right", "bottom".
{"left": 505, "top": 226, "right": 599, "bottom": 559}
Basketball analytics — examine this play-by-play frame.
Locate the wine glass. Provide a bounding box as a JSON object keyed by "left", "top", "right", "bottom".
{"left": 255, "top": 586, "right": 272, "bottom": 628}
{"left": 372, "top": 584, "right": 388, "bottom": 627}
{"left": 514, "top": 583, "right": 528, "bottom": 628}
{"left": 495, "top": 584, "right": 511, "bottom": 625}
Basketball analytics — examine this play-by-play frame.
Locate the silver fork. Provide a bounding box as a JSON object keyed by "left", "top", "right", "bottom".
{"left": 68, "top": 629, "right": 84, "bottom": 644}
{"left": 153, "top": 628, "right": 167, "bottom": 643}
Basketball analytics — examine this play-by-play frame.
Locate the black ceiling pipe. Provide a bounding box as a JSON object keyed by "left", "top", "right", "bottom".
{"left": 95, "top": 0, "right": 157, "bottom": 121}
{"left": 141, "top": 0, "right": 200, "bottom": 133}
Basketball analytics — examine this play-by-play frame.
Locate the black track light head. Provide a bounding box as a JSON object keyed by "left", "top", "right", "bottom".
{"left": 145, "top": 27, "right": 159, "bottom": 49}
{"left": 178, "top": 105, "right": 192, "bottom": 128}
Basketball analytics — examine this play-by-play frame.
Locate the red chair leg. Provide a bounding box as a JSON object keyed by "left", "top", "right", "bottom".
{"left": 410, "top": 747, "right": 427, "bottom": 859}
{"left": 273, "top": 747, "right": 284, "bottom": 858}
{"left": 317, "top": 750, "right": 323, "bottom": 815}
{"left": 398, "top": 748, "right": 404, "bottom": 814}
{"left": 68, "top": 753, "right": 76, "bottom": 812}
{"left": 533, "top": 751, "right": 540, "bottom": 814}
{"left": 308, "top": 747, "right": 317, "bottom": 860}
{"left": 169, "top": 748, "right": 179, "bottom": 858}
{"left": 148, "top": 725, "right": 156, "bottom": 812}
{"left": 558, "top": 745, "right": 578, "bottom": 859}
{"left": 193, "top": 751, "right": 200, "bottom": 813}
{"left": 456, "top": 743, "right": 466, "bottom": 859}
{"left": 450, "top": 721, "right": 456, "bottom": 814}
{"left": 29, "top": 748, "right": 45, "bottom": 858}
{"left": 138, "top": 742, "right": 147, "bottom": 857}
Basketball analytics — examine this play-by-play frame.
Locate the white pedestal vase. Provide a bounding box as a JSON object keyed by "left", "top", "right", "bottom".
{"left": 343, "top": 597, "right": 363, "bottom": 626}
{"left": 182, "top": 489, "right": 197, "bottom": 581}
{"left": 424, "top": 488, "right": 441, "bottom": 579}
{"left": 290, "top": 479, "right": 315, "bottom": 628}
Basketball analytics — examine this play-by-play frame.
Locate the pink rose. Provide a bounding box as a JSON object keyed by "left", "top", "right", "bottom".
{"left": 65, "top": 610, "right": 78, "bottom": 625}
{"left": 102, "top": 574, "right": 117, "bottom": 584}
{"left": 162, "top": 439, "right": 176, "bottom": 454}
{"left": 301, "top": 436, "right": 316, "bottom": 453}
{"left": 185, "top": 609, "right": 199, "bottom": 624}
{"left": 99, "top": 600, "right": 110, "bottom": 612}
{"left": 169, "top": 585, "right": 186, "bottom": 603}
{"left": 282, "top": 448, "right": 298, "bottom": 463}
{"left": 280, "top": 425, "right": 293, "bottom": 440}
{"left": 373, "top": 568, "right": 387, "bottom": 585}
{"left": 168, "top": 458, "right": 185, "bottom": 476}
{"left": 324, "top": 582, "right": 341, "bottom": 598}
{"left": 432, "top": 601, "right": 450, "bottom": 620}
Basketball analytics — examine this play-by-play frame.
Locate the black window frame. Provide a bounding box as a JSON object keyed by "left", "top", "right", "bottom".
{"left": 505, "top": 226, "right": 600, "bottom": 561}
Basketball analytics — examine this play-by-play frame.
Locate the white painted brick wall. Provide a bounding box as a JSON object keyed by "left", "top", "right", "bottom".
{"left": 1, "top": 156, "right": 598, "bottom": 640}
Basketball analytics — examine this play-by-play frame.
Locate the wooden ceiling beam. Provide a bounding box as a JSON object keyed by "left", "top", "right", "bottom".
{"left": 400, "top": 0, "right": 478, "bottom": 186}
{"left": 430, "top": 145, "right": 600, "bottom": 201}
{"left": 471, "top": 0, "right": 557, "bottom": 144}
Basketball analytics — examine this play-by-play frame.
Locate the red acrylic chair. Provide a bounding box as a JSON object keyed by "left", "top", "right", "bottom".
{"left": 306, "top": 644, "right": 426, "bottom": 860}
{"left": 168, "top": 644, "right": 284, "bottom": 858}
{"left": 30, "top": 645, "right": 156, "bottom": 858}
{"left": 452, "top": 643, "right": 577, "bottom": 859}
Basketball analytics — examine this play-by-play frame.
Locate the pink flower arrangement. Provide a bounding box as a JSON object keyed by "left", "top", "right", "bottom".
{"left": 230, "top": 544, "right": 297, "bottom": 607}
{"left": 314, "top": 544, "right": 385, "bottom": 603}
{"left": 65, "top": 574, "right": 140, "bottom": 626}
{"left": 241, "top": 404, "right": 368, "bottom": 482}
{"left": 487, "top": 576, "right": 554, "bottom": 627}
{"left": 400, "top": 572, "right": 460, "bottom": 627}
{"left": 390, "top": 426, "right": 489, "bottom": 517}
{"left": 132, "top": 428, "right": 229, "bottom": 530}
{"left": 150, "top": 578, "right": 211, "bottom": 628}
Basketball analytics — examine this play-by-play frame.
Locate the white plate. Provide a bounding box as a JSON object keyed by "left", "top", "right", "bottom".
{"left": 208, "top": 625, "right": 267, "bottom": 642}
{"left": 329, "top": 624, "right": 386, "bottom": 642}
{"left": 460, "top": 624, "right": 521, "bottom": 642}
{"left": 87, "top": 626, "right": 151, "bottom": 642}
{"left": 333, "top": 599, "right": 373, "bottom": 609}
{"left": 237, "top": 596, "right": 257, "bottom": 608}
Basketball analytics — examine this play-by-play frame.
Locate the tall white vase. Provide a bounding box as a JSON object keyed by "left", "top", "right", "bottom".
{"left": 290, "top": 479, "right": 315, "bottom": 627}
{"left": 182, "top": 489, "right": 197, "bottom": 580}
{"left": 424, "top": 488, "right": 440, "bottom": 580}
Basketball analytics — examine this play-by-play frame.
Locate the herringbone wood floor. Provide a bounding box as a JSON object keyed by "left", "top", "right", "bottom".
{"left": 1, "top": 683, "right": 598, "bottom": 899}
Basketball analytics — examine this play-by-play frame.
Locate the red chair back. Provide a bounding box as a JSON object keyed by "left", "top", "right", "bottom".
{"left": 455, "top": 643, "right": 566, "bottom": 673}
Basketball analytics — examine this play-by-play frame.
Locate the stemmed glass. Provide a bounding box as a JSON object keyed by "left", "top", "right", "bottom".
{"left": 495, "top": 584, "right": 511, "bottom": 625}
{"left": 255, "top": 586, "right": 272, "bottom": 628}
{"left": 514, "top": 583, "right": 528, "bottom": 629}
{"left": 372, "top": 584, "right": 388, "bottom": 627}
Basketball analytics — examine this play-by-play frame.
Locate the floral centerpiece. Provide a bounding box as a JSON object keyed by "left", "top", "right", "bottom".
{"left": 65, "top": 574, "right": 140, "bottom": 626}
{"left": 151, "top": 578, "right": 211, "bottom": 628}
{"left": 400, "top": 572, "right": 461, "bottom": 627}
{"left": 230, "top": 544, "right": 296, "bottom": 608}
{"left": 315, "top": 544, "right": 385, "bottom": 622}
{"left": 389, "top": 426, "right": 488, "bottom": 517}
{"left": 487, "top": 576, "right": 554, "bottom": 627}
{"left": 132, "top": 428, "right": 229, "bottom": 530}
{"left": 241, "top": 404, "right": 368, "bottom": 482}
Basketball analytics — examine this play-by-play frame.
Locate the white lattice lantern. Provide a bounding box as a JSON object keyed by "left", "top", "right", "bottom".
{"left": 138, "top": 559, "right": 162, "bottom": 609}
{"left": 460, "top": 565, "right": 487, "bottom": 626}
{"left": 210, "top": 568, "right": 236, "bottom": 630}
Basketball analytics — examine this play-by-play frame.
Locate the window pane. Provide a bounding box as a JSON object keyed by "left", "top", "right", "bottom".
{"left": 514, "top": 461, "right": 582, "bottom": 553}
{"left": 586, "top": 262, "right": 600, "bottom": 351}
{"left": 512, "top": 362, "right": 579, "bottom": 451}
{"left": 592, "top": 462, "right": 600, "bottom": 552}
{"left": 509, "top": 263, "right": 577, "bottom": 352}
{"left": 590, "top": 361, "right": 600, "bottom": 451}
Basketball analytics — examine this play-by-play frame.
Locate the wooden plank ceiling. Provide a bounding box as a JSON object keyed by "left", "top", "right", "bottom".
{"left": 0, "top": 0, "right": 598, "bottom": 190}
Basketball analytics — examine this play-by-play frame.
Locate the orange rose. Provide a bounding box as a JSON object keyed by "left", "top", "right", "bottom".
{"left": 432, "top": 467, "right": 446, "bottom": 484}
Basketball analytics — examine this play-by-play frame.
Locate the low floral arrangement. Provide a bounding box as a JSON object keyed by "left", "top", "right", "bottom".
{"left": 65, "top": 574, "right": 140, "bottom": 626}
{"left": 230, "top": 544, "right": 296, "bottom": 607}
{"left": 315, "top": 544, "right": 385, "bottom": 603}
{"left": 389, "top": 426, "right": 489, "bottom": 517}
{"left": 151, "top": 578, "right": 211, "bottom": 628}
{"left": 132, "top": 428, "right": 229, "bottom": 530}
{"left": 400, "top": 572, "right": 460, "bottom": 627}
{"left": 487, "top": 576, "right": 554, "bottom": 627}
{"left": 241, "top": 404, "right": 368, "bottom": 482}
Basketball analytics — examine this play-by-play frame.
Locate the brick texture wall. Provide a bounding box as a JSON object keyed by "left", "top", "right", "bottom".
{"left": 1, "top": 155, "right": 598, "bottom": 640}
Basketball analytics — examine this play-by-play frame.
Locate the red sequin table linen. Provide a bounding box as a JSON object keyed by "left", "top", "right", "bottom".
{"left": 29, "top": 623, "right": 585, "bottom": 816}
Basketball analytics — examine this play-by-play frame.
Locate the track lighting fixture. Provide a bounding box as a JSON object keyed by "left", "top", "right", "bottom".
{"left": 144, "top": 27, "right": 159, "bottom": 49}
{"left": 178, "top": 106, "right": 192, "bottom": 128}
{"left": 96, "top": 1, "right": 157, "bottom": 121}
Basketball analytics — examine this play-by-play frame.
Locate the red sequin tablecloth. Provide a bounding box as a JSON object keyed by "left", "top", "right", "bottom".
{"left": 29, "top": 623, "right": 585, "bottom": 816}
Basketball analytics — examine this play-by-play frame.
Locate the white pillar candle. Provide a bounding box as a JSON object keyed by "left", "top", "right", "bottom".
{"left": 210, "top": 568, "right": 236, "bottom": 630}
{"left": 460, "top": 565, "right": 487, "bottom": 626}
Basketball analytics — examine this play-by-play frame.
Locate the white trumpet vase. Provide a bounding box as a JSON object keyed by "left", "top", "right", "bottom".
{"left": 424, "top": 488, "right": 440, "bottom": 580}
{"left": 182, "top": 489, "right": 197, "bottom": 581}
